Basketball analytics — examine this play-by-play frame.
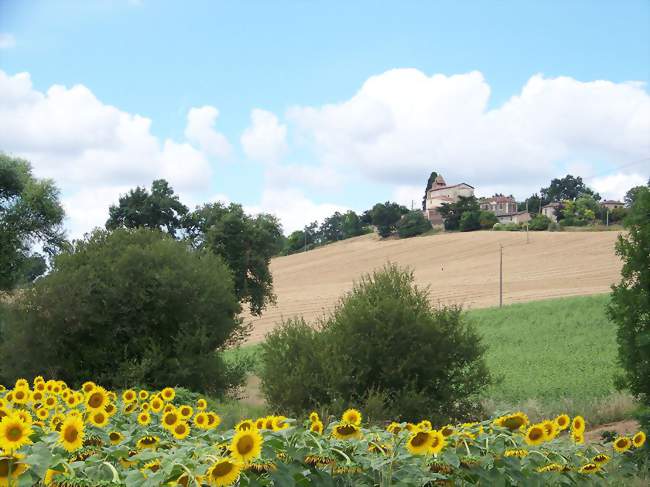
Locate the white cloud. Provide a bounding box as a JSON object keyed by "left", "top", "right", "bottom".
{"left": 289, "top": 69, "right": 650, "bottom": 197}
{"left": 241, "top": 109, "right": 288, "bottom": 163}
{"left": 392, "top": 184, "right": 426, "bottom": 209}
{"left": 245, "top": 189, "right": 348, "bottom": 234}
{"left": 184, "top": 106, "right": 232, "bottom": 158}
{"left": 0, "top": 70, "right": 218, "bottom": 238}
{"left": 265, "top": 163, "right": 343, "bottom": 191}
{"left": 590, "top": 172, "right": 648, "bottom": 201}
{"left": 0, "top": 33, "right": 15, "bottom": 49}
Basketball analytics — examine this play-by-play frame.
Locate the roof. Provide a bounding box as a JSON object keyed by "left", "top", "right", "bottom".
{"left": 542, "top": 202, "right": 561, "bottom": 208}
{"left": 429, "top": 183, "right": 474, "bottom": 192}
{"left": 499, "top": 211, "right": 530, "bottom": 217}
{"left": 481, "top": 195, "right": 516, "bottom": 203}
{"left": 601, "top": 200, "right": 623, "bottom": 205}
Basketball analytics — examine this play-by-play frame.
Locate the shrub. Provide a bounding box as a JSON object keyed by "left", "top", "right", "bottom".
{"left": 479, "top": 211, "right": 498, "bottom": 229}
{"left": 608, "top": 186, "right": 650, "bottom": 405}
{"left": 396, "top": 211, "right": 432, "bottom": 238}
{"left": 0, "top": 228, "right": 246, "bottom": 395}
{"left": 459, "top": 210, "right": 481, "bottom": 232}
{"left": 528, "top": 214, "right": 551, "bottom": 231}
{"left": 259, "top": 264, "right": 491, "bottom": 423}
{"left": 371, "top": 202, "right": 406, "bottom": 238}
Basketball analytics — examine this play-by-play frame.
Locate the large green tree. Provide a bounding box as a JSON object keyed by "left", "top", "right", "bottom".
{"left": 608, "top": 186, "right": 650, "bottom": 405}
{"left": 106, "top": 179, "right": 189, "bottom": 237}
{"left": 371, "top": 201, "right": 409, "bottom": 238}
{"left": 421, "top": 171, "right": 438, "bottom": 210}
{"left": 0, "top": 154, "right": 65, "bottom": 290}
{"left": 0, "top": 228, "right": 246, "bottom": 394}
{"left": 540, "top": 174, "right": 600, "bottom": 205}
{"left": 185, "top": 203, "right": 284, "bottom": 315}
{"left": 438, "top": 196, "right": 480, "bottom": 231}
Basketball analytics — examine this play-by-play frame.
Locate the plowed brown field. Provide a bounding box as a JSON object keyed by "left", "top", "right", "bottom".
{"left": 246, "top": 231, "right": 622, "bottom": 343}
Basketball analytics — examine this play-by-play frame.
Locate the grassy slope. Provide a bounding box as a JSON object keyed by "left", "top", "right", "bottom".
{"left": 226, "top": 294, "right": 632, "bottom": 422}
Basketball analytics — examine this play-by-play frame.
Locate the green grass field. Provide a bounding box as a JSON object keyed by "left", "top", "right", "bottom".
{"left": 226, "top": 294, "right": 635, "bottom": 424}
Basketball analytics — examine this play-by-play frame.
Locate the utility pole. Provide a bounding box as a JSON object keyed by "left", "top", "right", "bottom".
{"left": 499, "top": 244, "right": 503, "bottom": 308}
{"left": 606, "top": 209, "right": 609, "bottom": 227}
{"left": 304, "top": 228, "right": 308, "bottom": 252}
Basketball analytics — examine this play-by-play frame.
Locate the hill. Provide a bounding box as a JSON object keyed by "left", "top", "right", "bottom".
{"left": 246, "top": 230, "right": 622, "bottom": 343}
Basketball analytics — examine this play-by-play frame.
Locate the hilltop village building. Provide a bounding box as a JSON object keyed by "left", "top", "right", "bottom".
{"left": 424, "top": 175, "right": 474, "bottom": 225}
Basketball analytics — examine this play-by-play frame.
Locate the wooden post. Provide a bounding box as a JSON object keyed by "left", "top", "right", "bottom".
{"left": 499, "top": 244, "right": 503, "bottom": 308}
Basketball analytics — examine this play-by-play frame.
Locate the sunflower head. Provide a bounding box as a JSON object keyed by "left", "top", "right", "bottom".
{"left": 235, "top": 419, "right": 255, "bottom": 432}
{"left": 386, "top": 422, "right": 402, "bottom": 434}
{"left": 406, "top": 430, "right": 434, "bottom": 455}
{"left": 172, "top": 421, "right": 190, "bottom": 440}
{"left": 136, "top": 435, "right": 160, "bottom": 450}
{"left": 578, "top": 463, "right": 600, "bottom": 474}
{"left": 310, "top": 420, "right": 324, "bottom": 435}
{"left": 85, "top": 387, "right": 108, "bottom": 410}
{"left": 58, "top": 415, "right": 84, "bottom": 452}
{"left": 137, "top": 412, "right": 151, "bottom": 426}
{"left": 592, "top": 453, "right": 610, "bottom": 465}
{"left": 162, "top": 411, "right": 179, "bottom": 430}
{"left": 417, "top": 420, "right": 432, "bottom": 432}
{"left": 89, "top": 410, "right": 109, "bottom": 428}
{"left": 341, "top": 408, "right": 362, "bottom": 426}
{"left": 632, "top": 431, "right": 646, "bottom": 448}
{"left": 231, "top": 429, "right": 263, "bottom": 462}
{"left": 428, "top": 430, "right": 446, "bottom": 455}
{"left": 332, "top": 423, "right": 362, "bottom": 440}
{"left": 309, "top": 411, "right": 319, "bottom": 423}
{"left": 206, "top": 412, "right": 221, "bottom": 429}
{"left": 197, "top": 398, "right": 207, "bottom": 410}
{"left": 161, "top": 387, "right": 175, "bottom": 402}
{"left": 179, "top": 405, "right": 193, "bottom": 420}
{"left": 541, "top": 420, "right": 558, "bottom": 441}
{"left": 0, "top": 453, "right": 28, "bottom": 482}
{"left": 122, "top": 390, "right": 137, "bottom": 403}
{"left": 571, "top": 415, "right": 585, "bottom": 434}
{"left": 109, "top": 431, "right": 124, "bottom": 445}
{"left": 555, "top": 414, "right": 570, "bottom": 431}
{"left": 524, "top": 424, "right": 546, "bottom": 446}
{"left": 613, "top": 436, "right": 631, "bottom": 453}
{"left": 0, "top": 413, "right": 33, "bottom": 453}
{"left": 206, "top": 458, "right": 242, "bottom": 486}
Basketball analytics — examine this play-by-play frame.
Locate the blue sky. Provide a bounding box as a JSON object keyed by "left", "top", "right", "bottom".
{"left": 1, "top": 0, "right": 649, "bottom": 235}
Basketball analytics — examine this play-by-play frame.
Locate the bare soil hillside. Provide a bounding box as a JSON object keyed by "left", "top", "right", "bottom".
{"left": 246, "top": 231, "right": 622, "bottom": 343}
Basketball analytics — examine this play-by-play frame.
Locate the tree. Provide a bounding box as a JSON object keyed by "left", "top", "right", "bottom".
{"left": 624, "top": 179, "right": 650, "bottom": 207}
{"left": 438, "top": 196, "right": 480, "bottom": 231}
{"left": 319, "top": 212, "right": 344, "bottom": 244}
{"left": 259, "top": 264, "right": 490, "bottom": 422}
{"left": 478, "top": 211, "right": 498, "bottom": 229}
{"left": 396, "top": 211, "right": 432, "bottom": 238}
{"left": 341, "top": 211, "right": 366, "bottom": 239}
{"left": 421, "top": 171, "right": 438, "bottom": 211}
{"left": 0, "top": 154, "right": 65, "bottom": 290}
{"left": 106, "top": 179, "right": 189, "bottom": 237}
{"left": 518, "top": 193, "right": 542, "bottom": 214}
{"left": 540, "top": 175, "right": 600, "bottom": 205}
{"left": 459, "top": 210, "right": 481, "bottom": 232}
{"left": 560, "top": 195, "right": 599, "bottom": 226}
{"left": 371, "top": 202, "right": 407, "bottom": 238}
{"left": 528, "top": 214, "right": 551, "bottom": 231}
{"left": 0, "top": 228, "right": 246, "bottom": 394}
{"left": 608, "top": 186, "right": 650, "bottom": 405}
{"left": 186, "top": 203, "right": 283, "bottom": 316}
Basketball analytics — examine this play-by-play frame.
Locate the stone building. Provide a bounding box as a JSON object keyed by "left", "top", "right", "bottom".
{"left": 479, "top": 195, "right": 518, "bottom": 216}
{"left": 601, "top": 200, "right": 624, "bottom": 211}
{"left": 423, "top": 174, "right": 474, "bottom": 225}
{"left": 541, "top": 202, "right": 561, "bottom": 222}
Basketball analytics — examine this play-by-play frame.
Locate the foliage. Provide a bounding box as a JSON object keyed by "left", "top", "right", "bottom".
{"left": 0, "top": 228, "right": 247, "bottom": 395}
{"left": 106, "top": 179, "right": 189, "bottom": 238}
{"left": 186, "top": 203, "right": 283, "bottom": 315}
{"left": 396, "top": 211, "right": 432, "bottom": 238}
{"left": 260, "top": 264, "right": 490, "bottom": 423}
{"left": 0, "top": 380, "right": 647, "bottom": 487}
{"left": 478, "top": 211, "right": 498, "bottom": 230}
{"left": 518, "top": 193, "right": 542, "bottom": 214}
{"left": 606, "top": 206, "right": 628, "bottom": 224}
{"left": 421, "top": 170, "right": 438, "bottom": 210}
{"left": 608, "top": 186, "right": 650, "bottom": 405}
{"left": 528, "top": 214, "right": 551, "bottom": 231}
{"left": 541, "top": 174, "right": 600, "bottom": 205}
{"left": 560, "top": 195, "right": 600, "bottom": 226}
{"left": 624, "top": 179, "right": 650, "bottom": 207}
{"left": 370, "top": 202, "right": 408, "bottom": 238}
{"left": 493, "top": 222, "right": 522, "bottom": 231}
{"left": 438, "top": 196, "right": 480, "bottom": 231}
{"left": 0, "top": 154, "right": 66, "bottom": 290}
{"left": 459, "top": 210, "right": 481, "bottom": 232}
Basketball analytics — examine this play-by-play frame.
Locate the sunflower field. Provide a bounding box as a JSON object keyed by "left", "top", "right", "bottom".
{"left": 0, "top": 378, "right": 647, "bottom": 486}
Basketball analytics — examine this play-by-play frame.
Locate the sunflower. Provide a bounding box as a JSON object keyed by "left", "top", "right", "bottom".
{"left": 163, "top": 404, "right": 176, "bottom": 414}
{"left": 537, "top": 463, "right": 563, "bottom": 473}
{"left": 139, "top": 390, "right": 149, "bottom": 401}
{"left": 309, "top": 411, "right": 319, "bottom": 423}
{"left": 172, "top": 421, "right": 190, "bottom": 440}
{"left": 272, "top": 416, "right": 289, "bottom": 431}
{"left": 122, "top": 390, "right": 137, "bottom": 403}
{"left": 206, "top": 412, "right": 221, "bottom": 429}
{"left": 65, "top": 395, "right": 78, "bottom": 408}
{"left": 541, "top": 420, "right": 558, "bottom": 441}
{"left": 578, "top": 463, "right": 600, "bottom": 474}
{"left": 123, "top": 402, "right": 137, "bottom": 415}
{"left": 194, "top": 412, "right": 209, "bottom": 429}
{"left": 108, "top": 431, "right": 124, "bottom": 445}
{"left": 264, "top": 416, "right": 275, "bottom": 430}
{"left": 58, "top": 415, "right": 84, "bottom": 452}
{"left": 89, "top": 411, "right": 109, "bottom": 428}
{"left": 571, "top": 415, "right": 585, "bottom": 434}
{"left": 140, "top": 403, "right": 150, "bottom": 412}
{"left": 254, "top": 418, "right": 265, "bottom": 430}
{"left": 440, "top": 425, "right": 455, "bottom": 437}
{"left": 82, "top": 381, "right": 96, "bottom": 395}
{"left": 137, "top": 412, "right": 151, "bottom": 426}
{"left": 524, "top": 424, "right": 546, "bottom": 446}
{"left": 44, "top": 466, "right": 67, "bottom": 485}
{"left": 231, "top": 429, "right": 263, "bottom": 463}
{"left": 161, "top": 387, "right": 175, "bottom": 402}
{"left": 85, "top": 387, "right": 108, "bottom": 411}
{"left": 136, "top": 435, "right": 160, "bottom": 450}
{"left": 11, "top": 389, "right": 29, "bottom": 405}
{"left": 592, "top": 453, "right": 610, "bottom": 465}
{"left": 197, "top": 398, "right": 207, "bottom": 411}
{"left": 49, "top": 414, "right": 65, "bottom": 432}
{"left": 613, "top": 436, "right": 631, "bottom": 453}
{"left": 150, "top": 398, "right": 164, "bottom": 413}
{"left": 504, "top": 449, "right": 529, "bottom": 458}
{"left": 104, "top": 403, "right": 117, "bottom": 416}
{"left": 332, "top": 423, "right": 362, "bottom": 440}
{"left": 417, "top": 420, "right": 432, "bottom": 431}
{"left": 36, "top": 408, "right": 49, "bottom": 421}
{"left": 494, "top": 412, "right": 529, "bottom": 431}
{"left": 162, "top": 411, "right": 180, "bottom": 430}
{"left": 32, "top": 391, "right": 44, "bottom": 403}
{"left": 571, "top": 431, "right": 584, "bottom": 444}
{"left": 428, "top": 430, "right": 446, "bottom": 455}
{"left": 310, "top": 420, "right": 324, "bottom": 435}
{"left": 14, "top": 411, "right": 32, "bottom": 426}
{"left": 386, "top": 422, "right": 402, "bottom": 434}
{"left": 554, "top": 414, "right": 570, "bottom": 431}
{"left": 205, "top": 458, "right": 242, "bottom": 486}
{"left": 178, "top": 405, "right": 193, "bottom": 420}
{"left": 0, "top": 453, "right": 28, "bottom": 485}
{"left": 632, "top": 431, "right": 646, "bottom": 448}
{"left": 235, "top": 419, "right": 255, "bottom": 432}
{"left": 0, "top": 414, "right": 33, "bottom": 452}
{"left": 141, "top": 459, "right": 161, "bottom": 477}
{"left": 14, "top": 379, "right": 29, "bottom": 390}
{"left": 341, "top": 408, "right": 362, "bottom": 426}
{"left": 406, "top": 430, "right": 434, "bottom": 455}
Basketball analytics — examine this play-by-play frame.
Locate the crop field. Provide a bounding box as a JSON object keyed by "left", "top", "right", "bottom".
{"left": 246, "top": 231, "right": 622, "bottom": 343}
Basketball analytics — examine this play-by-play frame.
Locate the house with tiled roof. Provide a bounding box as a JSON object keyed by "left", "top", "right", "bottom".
{"left": 479, "top": 195, "right": 518, "bottom": 216}
{"left": 423, "top": 174, "right": 474, "bottom": 225}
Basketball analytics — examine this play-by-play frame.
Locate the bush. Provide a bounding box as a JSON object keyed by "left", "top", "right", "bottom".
{"left": 259, "top": 264, "right": 491, "bottom": 423}
{"left": 396, "top": 211, "right": 432, "bottom": 238}
{"left": 0, "top": 228, "right": 247, "bottom": 395}
{"left": 459, "top": 210, "right": 481, "bottom": 232}
{"left": 479, "top": 211, "right": 498, "bottom": 229}
{"left": 493, "top": 222, "right": 521, "bottom": 231}
{"left": 528, "top": 214, "right": 551, "bottom": 231}
{"left": 608, "top": 186, "right": 650, "bottom": 405}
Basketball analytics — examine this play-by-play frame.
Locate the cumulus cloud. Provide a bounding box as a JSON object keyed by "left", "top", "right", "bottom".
{"left": 184, "top": 106, "right": 232, "bottom": 158}
{"left": 590, "top": 172, "right": 648, "bottom": 201}
{"left": 245, "top": 189, "right": 348, "bottom": 233}
{"left": 0, "top": 70, "right": 218, "bottom": 237}
{"left": 289, "top": 69, "right": 650, "bottom": 197}
{"left": 241, "top": 109, "right": 288, "bottom": 163}
{"left": 0, "top": 33, "right": 15, "bottom": 49}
